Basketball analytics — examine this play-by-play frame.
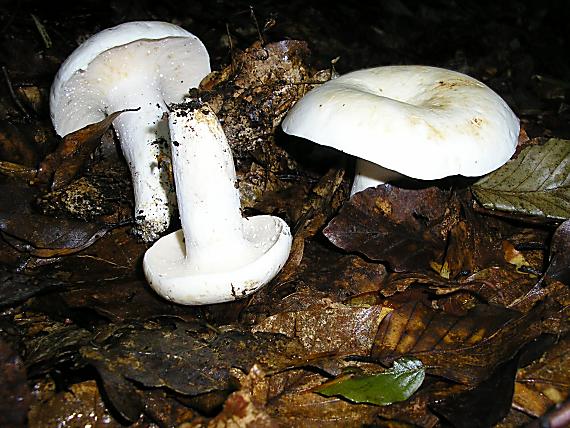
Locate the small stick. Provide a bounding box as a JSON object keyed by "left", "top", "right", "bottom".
{"left": 249, "top": 5, "right": 264, "bottom": 45}
{"left": 2, "top": 66, "right": 30, "bottom": 119}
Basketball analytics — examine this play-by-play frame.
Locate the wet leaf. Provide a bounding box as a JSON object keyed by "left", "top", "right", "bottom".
{"left": 37, "top": 109, "right": 135, "bottom": 190}
{"left": 246, "top": 367, "right": 383, "bottom": 427}
{"left": 0, "top": 180, "right": 109, "bottom": 257}
{"left": 545, "top": 219, "right": 570, "bottom": 284}
{"left": 60, "top": 279, "right": 200, "bottom": 323}
{"left": 208, "top": 368, "right": 278, "bottom": 428}
{"left": 0, "top": 336, "right": 30, "bottom": 428}
{"left": 27, "top": 380, "right": 124, "bottom": 428}
{"left": 81, "top": 321, "right": 302, "bottom": 399}
{"left": 24, "top": 322, "right": 92, "bottom": 376}
{"left": 0, "top": 268, "right": 64, "bottom": 308}
{"left": 371, "top": 299, "right": 545, "bottom": 385}
{"left": 430, "top": 358, "right": 518, "bottom": 428}
{"left": 472, "top": 138, "right": 570, "bottom": 220}
{"left": 0, "top": 160, "right": 37, "bottom": 180}
{"left": 323, "top": 185, "right": 460, "bottom": 272}
{"left": 515, "top": 335, "right": 570, "bottom": 416}
{"left": 253, "top": 301, "right": 392, "bottom": 357}
{"left": 316, "top": 357, "right": 425, "bottom": 406}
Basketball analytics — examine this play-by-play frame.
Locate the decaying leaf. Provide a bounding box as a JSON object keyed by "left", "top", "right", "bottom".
{"left": 80, "top": 320, "right": 304, "bottom": 416}
{"left": 472, "top": 138, "right": 570, "bottom": 220}
{"left": 515, "top": 335, "right": 570, "bottom": 416}
{"left": 0, "top": 336, "right": 30, "bottom": 428}
{"left": 36, "top": 109, "right": 135, "bottom": 190}
{"left": 27, "top": 380, "right": 124, "bottom": 428}
{"left": 430, "top": 358, "right": 519, "bottom": 428}
{"left": 0, "top": 179, "right": 109, "bottom": 258}
{"left": 545, "top": 219, "right": 570, "bottom": 284}
{"left": 208, "top": 365, "right": 278, "bottom": 428}
{"left": 253, "top": 300, "right": 392, "bottom": 357}
{"left": 315, "top": 357, "right": 425, "bottom": 406}
{"left": 23, "top": 321, "right": 92, "bottom": 376}
{"left": 323, "top": 185, "right": 461, "bottom": 272}
{"left": 371, "top": 299, "right": 545, "bottom": 385}
{"left": 198, "top": 40, "right": 331, "bottom": 205}
{"left": 0, "top": 268, "right": 64, "bottom": 308}
{"left": 0, "top": 160, "right": 37, "bottom": 181}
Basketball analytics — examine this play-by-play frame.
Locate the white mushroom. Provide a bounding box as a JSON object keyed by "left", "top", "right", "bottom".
{"left": 50, "top": 21, "right": 211, "bottom": 241}
{"left": 143, "top": 103, "right": 292, "bottom": 305}
{"left": 281, "top": 66, "right": 520, "bottom": 195}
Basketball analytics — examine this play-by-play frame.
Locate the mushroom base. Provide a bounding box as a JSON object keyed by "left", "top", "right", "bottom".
{"left": 143, "top": 215, "right": 292, "bottom": 305}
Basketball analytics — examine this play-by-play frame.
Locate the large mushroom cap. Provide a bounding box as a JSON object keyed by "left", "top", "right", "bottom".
{"left": 143, "top": 215, "right": 292, "bottom": 305}
{"left": 282, "top": 66, "right": 520, "bottom": 180}
{"left": 50, "top": 20, "right": 210, "bottom": 136}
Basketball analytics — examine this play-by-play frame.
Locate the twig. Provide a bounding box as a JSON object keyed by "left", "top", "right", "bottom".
{"left": 2, "top": 65, "right": 30, "bottom": 119}
{"left": 249, "top": 5, "right": 264, "bottom": 45}
{"left": 30, "top": 14, "right": 52, "bottom": 49}
{"left": 225, "top": 23, "right": 235, "bottom": 74}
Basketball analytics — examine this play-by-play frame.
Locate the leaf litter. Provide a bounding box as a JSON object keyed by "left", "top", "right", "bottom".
{"left": 0, "top": 2, "right": 569, "bottom": 427}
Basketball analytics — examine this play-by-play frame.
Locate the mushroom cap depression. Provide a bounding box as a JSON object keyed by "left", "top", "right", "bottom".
{"left": 281, "top": 65, "right": 520, "bottom": 181}
{"left": 50, "top": 20, "right": 210, "bottom": 136}
{"left": 143, "top": 215, "right": 292, "bottom": 305}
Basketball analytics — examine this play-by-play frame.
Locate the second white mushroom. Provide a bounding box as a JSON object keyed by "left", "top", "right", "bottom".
{"left": 143, "top": 103, "right": 292, "bottom": 305}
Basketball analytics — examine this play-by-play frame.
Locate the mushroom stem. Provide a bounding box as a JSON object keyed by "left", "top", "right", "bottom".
{"left": 168, "top": 103, "right": 256, "bottom": 270}
{"left": 107, "top": 83, "right": 174, "bottom": 241}
{"left": 142, "top": 102, "right": 292, "bottom": 305}
{"left": 351, "top": 159, "right": 406, "bottom": 196}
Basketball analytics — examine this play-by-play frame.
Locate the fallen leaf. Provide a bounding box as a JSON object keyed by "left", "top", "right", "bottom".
{"left": 208, "top": 366, "right": 278, "bottom": 428}
{"left": 515, "top": 335, "right": 570, "bottom": 414}
{"left": 80, "top": 321, "right": 304, "bottom": 410}
{"left": 472, "top": 138, "right": 570, "bottom": 220}
{"left": 430, "top": 358, "right": 518, "bottom": 428}
{"left": 0, "top": 268, "right": 64, "bottom": 308}
{"left": 253, "top": 300, "right": 392, "bottom": 357}
{"left": 545, "top": 219, "right": 570, "bottom": 284}
{"left": 316, "top": 357, "right": 425, "bottom": 406}
{"left": 323, "top": 185, "right": 460, "bottom": 272}
{"left": 0, "top": 160, "right": 37, "bottom": 181}
{"left": 27, "top": 380, "right": 124, "bottom": 428}
{"left": 371, "top": 299, "right": 545, "bottom": 385}
{"left": 0, "top": 336, "right": 30, "bottom": 428}
{"left": 0, "top": 179, "right": 109, "bottom": 257}
{"left": 37, "top": 109, "right": 136, "bottom": 190}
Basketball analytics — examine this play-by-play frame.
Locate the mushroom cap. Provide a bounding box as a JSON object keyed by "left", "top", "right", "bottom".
{"left": 282, "top": 66, "right": 520, "bottom": 180}
{"left": 50, "top": 21, "right": 210, "bottom": 136}
{"left": 143, "top": 215, "right": 292, "bottom": 305}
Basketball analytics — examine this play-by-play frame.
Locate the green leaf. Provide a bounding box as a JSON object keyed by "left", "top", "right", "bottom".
{"left": 472, "top": 138, "right": 570, "bottom": 219}
{"left": 315, "top": 357, "right": 425, "bottom": 406}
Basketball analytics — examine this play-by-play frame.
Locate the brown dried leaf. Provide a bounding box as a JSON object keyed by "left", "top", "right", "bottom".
{"left": 0, "top": 268, "right": 64, "bottom": 308}
{"left": 515, "top": 335, "right": 570, "bottom": 416}
{"left": 80, "top": 321, "right": 303, "bottom": 400}
{"left": 0, "top": 160, "right": 37, "bottom": 180}
{"left": 253, "top": 301, "right": 392, "bottom": 358}
{"left": 0, "top": 336, "right": 30, "bottom": 428}
{"left": 429, "top": 358, "right": 519, "bottom": 428}
{"left": 27, "top": 380, "right": 124, "bottom": 428}
{"left": 372, "top": 299, "right": 545, "bottom": 385}
{"left": 200, "top": 40, "right": 323, "bottom": 178}
{"left": 208, "top": 366, "right": 278, "bottom": 428}
{"left": 0, "top": 179, "right": 109, "bottom": 258}
{"left": 324, "top": 185, "right": 461, "bottom": 272}
{"left": 37, "top": 109, "right": 135, "bottom": 190}
{"left": 545, "top": 219, "right": 570, "bottom": 284}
